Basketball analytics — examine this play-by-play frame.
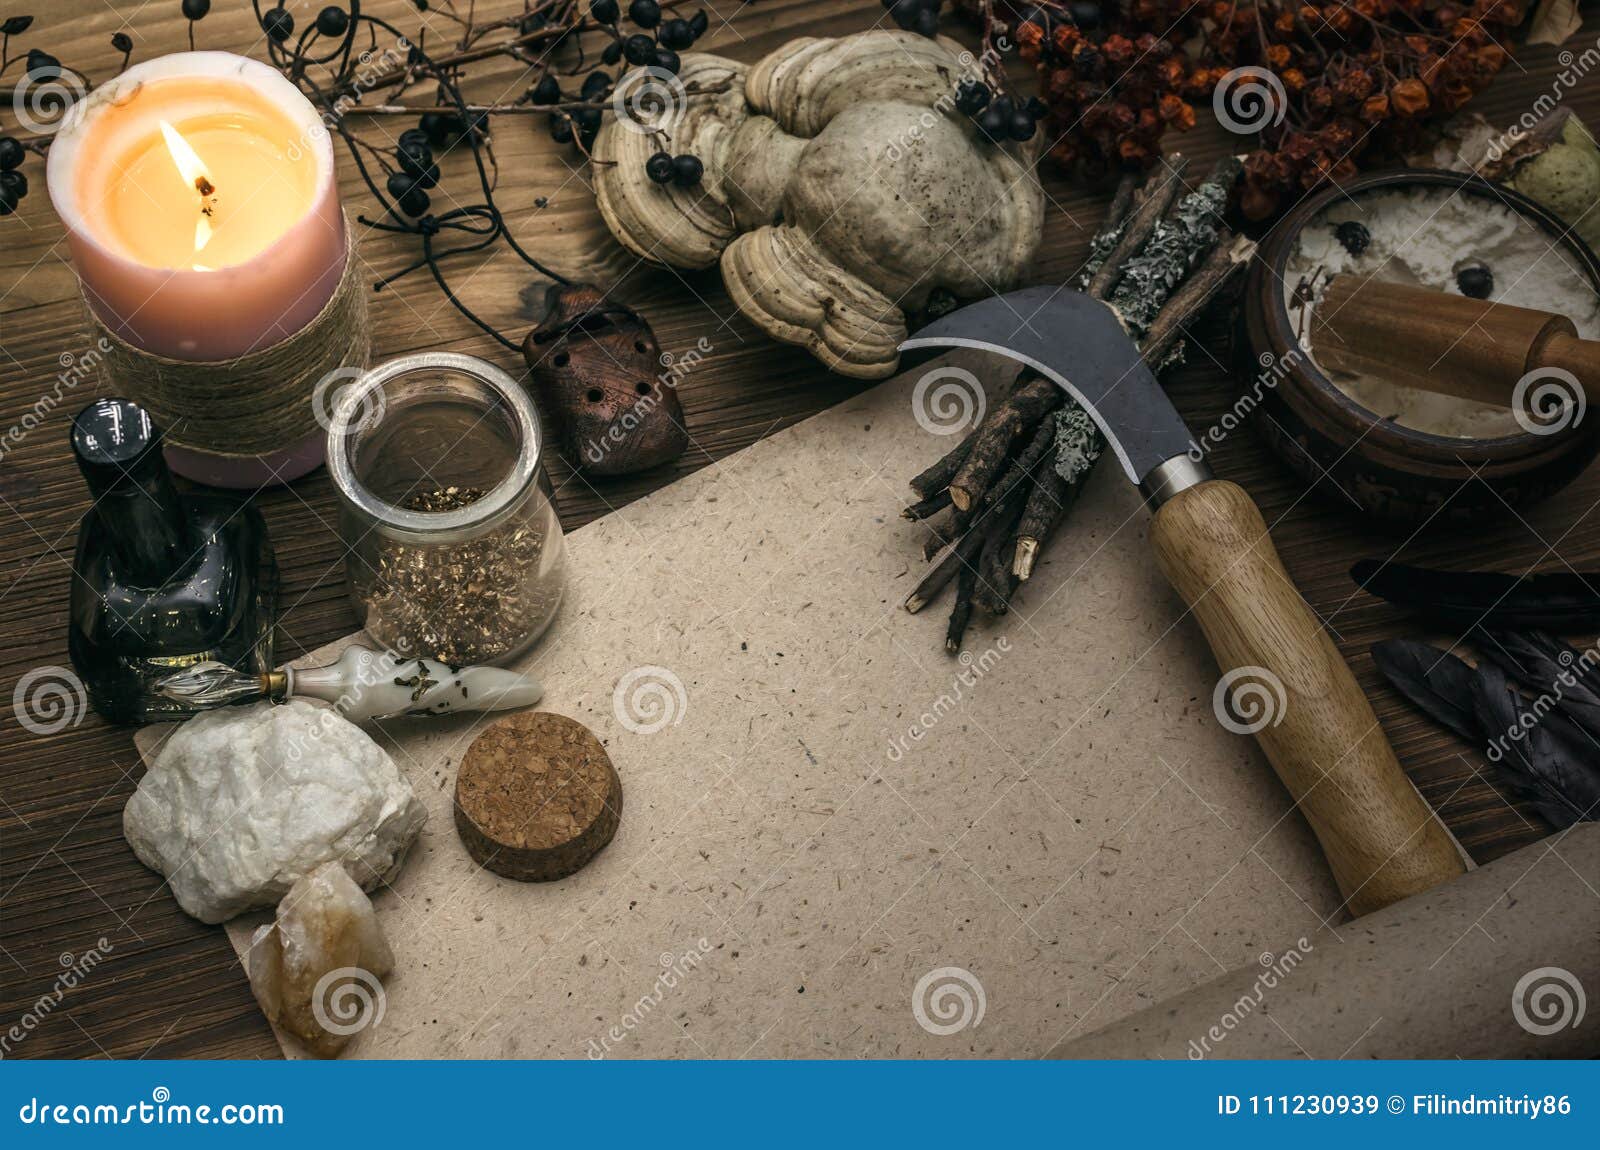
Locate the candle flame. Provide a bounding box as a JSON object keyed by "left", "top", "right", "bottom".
{"left": 159, "top": 119, "right": 216, "bottom": 268}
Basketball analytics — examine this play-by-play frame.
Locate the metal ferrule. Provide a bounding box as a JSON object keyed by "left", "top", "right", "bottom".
{"left": 1139, "top": 454, "right": 1214, "bottom": 508}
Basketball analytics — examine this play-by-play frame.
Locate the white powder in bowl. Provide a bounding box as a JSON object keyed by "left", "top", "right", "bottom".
{"left": 1283, "top": 187, "right": 1600, "bottom": 438}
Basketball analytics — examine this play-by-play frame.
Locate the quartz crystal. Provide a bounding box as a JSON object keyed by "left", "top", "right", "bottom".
{"left": 123, "top": 700, "right": 426, "bottom": 923}
{"left": 247, "top": 861, "right": 395, "bottom": 1058}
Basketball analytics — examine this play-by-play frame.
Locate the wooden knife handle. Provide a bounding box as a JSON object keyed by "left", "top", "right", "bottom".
{"left": 1149, "top": 479, "right": 1464, "bottom": 915}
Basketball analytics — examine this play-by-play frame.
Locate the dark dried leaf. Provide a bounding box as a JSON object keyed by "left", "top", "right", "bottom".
{"left": 1371, "top": 639, "right": 1480, "bottom": 743}
{"left": 1351, "top": 559, "right": 1600, "bottom": 631}
{"left": 1470, "top": 662, "right": 1600, "bottom": 828}
{"left": 0, "top": 16, "right": 33, "bottom": 36}
{"left": 1475, "top": 629, "right": 1600, "bottom": 741}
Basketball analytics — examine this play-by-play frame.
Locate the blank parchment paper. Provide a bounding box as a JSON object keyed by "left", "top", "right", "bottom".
{"left": 138, "top": 353, "right": 1340, "bottom": 1058}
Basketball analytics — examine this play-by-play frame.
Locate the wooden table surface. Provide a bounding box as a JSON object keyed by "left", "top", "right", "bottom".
{"left": 3, "top": 0, "right": 1596, "bottom": 1059}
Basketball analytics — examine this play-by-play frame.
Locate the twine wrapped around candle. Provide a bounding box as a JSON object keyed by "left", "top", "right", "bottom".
{"left": 85, "top": 230, "right": 369, "bottom": 458}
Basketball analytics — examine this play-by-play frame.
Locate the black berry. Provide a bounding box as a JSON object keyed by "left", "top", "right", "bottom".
{"left": 549, "top": 115, "right": 574, "bottom": 144}
{"left": 1068, "top": 0, "right": 1102, "bottom": 26}
{"left": 624, "top": 33, "right": 655, "bottom": 65}
{"left": 628, "top": 0, "right": 662, "bottom": 28}
{"left": 0, "top": 188, "right": 17, "bottom": 217}
{"left": 111, "top": 31, "right": 134, "bottom": 54}
{"left": 955, "top": 80, "right": 989, "bottom": 116}
{"left": 316, "top": 5, "right": 349, "bottom": 37}
{"left": 889, "top": 0, "right": 922, "bottom": 30}
{"left": 400, "top": 154, "right": 439, "bottom": 188}
{"left": 602, "top": 41, "right": 624, "bottom": 65}
{"left": 646, "top": 151, "right": 675, "bottom": 184}
{"left": 574, "top": 107, "right": 602, "bottom": 132}
{"left": 261, "top": 8, "right": 294, "bottom": 42}
{"left": 531, "top": 75, "right": 562, "bottom": 105}
{"left": 398, "top": 127, "right": 431, "bottom": 152}
{"left": 654, "top": 47, "right": 681, "bottom": 74}
{"left": 386, "top": 171, "right": 417, "bottom": 201}
{"left": 1020, "top": 4, "right": 1051, "bottom": 33}
{"left": 590, "top": 0, "right": 620, "bottom": 23}
{"left": 1, "top": 168, "right": 27, "bottom": 199}
{"left": 0, "top": 137, "right": 23, "bottom": 171}
{"left": 181, "top": 0, "right": 211, "bottom": 20}
{"left": 1456, "top": 261, "right": 1494, "bottom": 300}
{"left": 397, "top": 187, "right": 430, "bottom": 217}
{"left": 25, "top": 49, "right": 59, "bottom": 78}
{"left": 977, "top": 106, "right": 1007, "bottom": 141}
{"left": 397, "top": 138, "right": 432, "bottom": 165}
{"left": 1008, "top": 112, "right": 1037, "bottom": 141}
{"left": 688, "top": 9, "right": 708, "bottom": 36}
{"left": 1334, "top": 220, "right": 1370, "bottom": 256}
{"left": 420, "top": 110, "right": 461, "bottom": 144}
{"left": 672, "top": 153, "right": 704, "bottom": 187}
{"left": 581, "top": 71, "right": 611, "bottom": 99}
{"left": 659, "top": 18, "right": 694, "bottom": 49}
{"left": 913, "top": 6, "right": 939, "bottom": 36}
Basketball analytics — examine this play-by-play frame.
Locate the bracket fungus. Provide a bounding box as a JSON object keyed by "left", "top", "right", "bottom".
{"left": 594, "top": 30, "right": 1044, "bottom": 379}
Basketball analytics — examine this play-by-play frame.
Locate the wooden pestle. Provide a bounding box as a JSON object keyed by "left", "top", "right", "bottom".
{"left": 1314, "top": 274, "right": 1600, "bottom": 412}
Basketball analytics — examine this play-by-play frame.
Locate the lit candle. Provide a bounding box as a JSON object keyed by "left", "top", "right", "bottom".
{"left": 47, "top": 51, "right": 343, "bottom": 361}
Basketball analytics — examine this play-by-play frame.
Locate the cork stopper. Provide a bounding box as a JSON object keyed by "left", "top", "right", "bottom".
{"left": 453, "top": 711, "right": 622, "bottom": 881}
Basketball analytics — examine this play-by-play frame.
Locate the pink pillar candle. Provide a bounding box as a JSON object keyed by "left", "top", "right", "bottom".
{"left": 47, "top": 51, "right": 344, "bottom": 361}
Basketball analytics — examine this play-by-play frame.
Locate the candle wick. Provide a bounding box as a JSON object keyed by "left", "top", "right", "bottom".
{"left": 196, "top": 176, "right": 215, "bottom": 197}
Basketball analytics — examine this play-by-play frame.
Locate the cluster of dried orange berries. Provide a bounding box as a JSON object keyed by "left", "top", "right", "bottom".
{"left": 982, "top": 0, "right": 1523, "bottom": 217}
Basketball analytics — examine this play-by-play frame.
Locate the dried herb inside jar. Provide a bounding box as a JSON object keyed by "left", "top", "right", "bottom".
{"left": 362, "top": 486, "right": 562, "bottom": 665}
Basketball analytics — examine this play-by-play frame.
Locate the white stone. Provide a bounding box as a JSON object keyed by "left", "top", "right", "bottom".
{"left": 247, "top": 861, "right": 395, "bottom": 1058}
{"left": 123, "top": 700, "right": 426, "bottom": 923}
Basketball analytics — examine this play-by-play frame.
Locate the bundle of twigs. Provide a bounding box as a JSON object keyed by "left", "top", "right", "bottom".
{"left": 901, "top": 153, "right": 1255, "bottom": 653}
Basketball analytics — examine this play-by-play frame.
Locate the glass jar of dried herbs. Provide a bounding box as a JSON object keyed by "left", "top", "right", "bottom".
{"left": 326, "top": 352, "right": 565, "bottom": 666}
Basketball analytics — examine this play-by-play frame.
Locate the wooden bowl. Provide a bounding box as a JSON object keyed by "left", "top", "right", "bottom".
{"left": 1241, "top": 169, "right": 1600, "bottom": 528}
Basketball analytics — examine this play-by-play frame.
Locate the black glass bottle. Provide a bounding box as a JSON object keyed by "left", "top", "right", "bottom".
{"left": 66, "top": 398, "right": 278, "bottom": 724}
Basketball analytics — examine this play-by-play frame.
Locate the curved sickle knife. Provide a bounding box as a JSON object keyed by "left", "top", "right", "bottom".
{"left": 904, "top": 289, "right": 1463, "bottom": 916}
